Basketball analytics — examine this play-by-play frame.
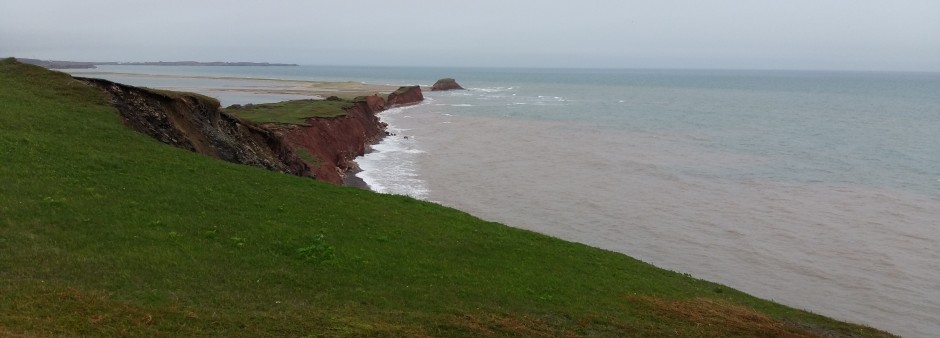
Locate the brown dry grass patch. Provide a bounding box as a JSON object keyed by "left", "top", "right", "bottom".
{"left": 57, "top": 288, "right": 166, "bottom": 329}
{"left": 2, "top": 286, "right": 201, "bottom": 337}
{"left": 0, "top": 325, "right": 42, "bottom": 338}
{"left": 627, "top": 295, "right": 822, "bottom": 337}
{"left": 451, "top": 313, "right": 581, "bottom": 338}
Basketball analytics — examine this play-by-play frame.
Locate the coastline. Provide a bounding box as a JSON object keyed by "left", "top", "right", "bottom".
{"left": 352, "top": 70, "right": 939, "bottom": 337}
{"left": 3, "top": 59, "right": 908, "bottom": 336}
{"left": 63, "top": 67, "right": 421, "bottom": 187}
{"left": 346, "top": 99, "right": 432, "bottom": 199}
{"left": 342, "top": 167, "right": 372, "bottom": 190}
{"left": 62, "top": 69, "right": 402, "bottom": 103}
{"left": 50, "top": 65, "right": 937, "bottom": 336}
{"left": 342, "top": 141, "right": 379, "bottom": 191}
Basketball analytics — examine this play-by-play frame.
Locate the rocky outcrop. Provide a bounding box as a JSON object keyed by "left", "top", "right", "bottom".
{"left": 264, "top": 95, "right": 388, "bottom": 184}
{"left": 77, "top": 77, "right": 311, "bottom": 177}
{"left": 356, "top": 94, "right": 387, "bottom": 112}
{"left": 431, "top": 78, "right": 464, "bottom": 91}
{"left": 386, "top": 86, "right": 424, "bottom": 107}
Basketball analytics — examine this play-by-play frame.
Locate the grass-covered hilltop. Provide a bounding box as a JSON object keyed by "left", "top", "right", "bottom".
{"left": 0, "top": 58, "right": 894, "bottom": 337}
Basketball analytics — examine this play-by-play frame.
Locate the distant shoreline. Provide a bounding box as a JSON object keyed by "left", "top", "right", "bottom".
{"left": 59, "top": 69, "right": 401, "bottom": 101}
{"left": 15, "top": 58, "right": 298, "bottom": 69}
{"left": 100, "top": 61, "right": 300, "bottom": 67}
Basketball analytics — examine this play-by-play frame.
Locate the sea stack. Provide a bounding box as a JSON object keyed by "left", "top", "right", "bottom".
{"left": 431, "top": 78, "right": 464, "bottom": 91}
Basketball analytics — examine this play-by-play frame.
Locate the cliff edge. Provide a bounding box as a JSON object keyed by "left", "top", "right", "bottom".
{"left": 76, "top": 75, "right": 425, "bottom": 185}
{"left": 260, "top": 95, "right": 389, "bottom": 184}
{"left": 386, "top": 85, "right": 424, "bottom": 107}
{"left": 77, "top": 77, "right": 311, "bottom": 178}
{"left": 224, "top": 89, "right": 425, "bottom": 185}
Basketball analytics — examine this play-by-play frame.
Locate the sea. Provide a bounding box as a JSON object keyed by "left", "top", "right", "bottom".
{"left": 68, "top": 65, "right": 940, "bottom": 337}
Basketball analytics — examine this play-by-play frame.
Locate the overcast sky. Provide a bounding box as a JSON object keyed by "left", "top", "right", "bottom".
{"left": 1, "top": 0, "right": 937, "bottom": 71}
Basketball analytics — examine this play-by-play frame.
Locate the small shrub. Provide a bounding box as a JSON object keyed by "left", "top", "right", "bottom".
{"left": 230, "top": 236, "right": 246, "bottom": 247}
{"left": 297, "top": 234, "right": 335, "bottom": 264}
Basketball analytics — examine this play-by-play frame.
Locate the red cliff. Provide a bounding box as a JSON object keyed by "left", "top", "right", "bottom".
{"left": 265, "top": 88, "right": 428, "bottom": 184}
{"left": 80, "top": 75, "right": 424, "bottom": 186}
{"left": 385, "top": 86, "right": 424, "bottom": 107}
{"left": 265, "top": 95, "right": 390, "bottom": 185}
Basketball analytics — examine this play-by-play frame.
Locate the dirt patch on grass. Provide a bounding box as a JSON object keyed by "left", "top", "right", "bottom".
{"left": 449, "top": 313, "right": 581, "bottom": 338}
{"left": 0, "top": 326, "right": 41, "bottom": 338}
{"left": 318, "top": 314, "right": 431, "bottom": 338}
{"left": 627, "top": 295, "right": 821, "bottom": 337}
{"left": 58, "top": 289, "right": 160, "bottom": 328}
{"left": 2, "top": 286, "right": 200, "bottom": 337}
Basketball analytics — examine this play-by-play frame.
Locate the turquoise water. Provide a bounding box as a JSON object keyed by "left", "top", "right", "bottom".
{"left": 70, "top": 66, "right": 940, "bottom": 337}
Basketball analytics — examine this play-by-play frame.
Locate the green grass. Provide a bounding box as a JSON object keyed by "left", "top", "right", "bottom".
{"left": 392, "top": 86, "right": 417, "bottom": 95}
{"left": 0, "top": 58, "right": 893, "bottom": 337}
{"left": 295, "top": 147, "right": 323, "bottom": 169}
{"left": 225, "top": 99, "right": 352, "bottom": 125}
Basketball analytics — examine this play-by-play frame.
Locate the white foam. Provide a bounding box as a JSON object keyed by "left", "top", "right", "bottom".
{"left": 353, "top": 103, "right": 430, "bottom": 200}
{"left": 471, "top": 87, "right": 512, "bottom": 93}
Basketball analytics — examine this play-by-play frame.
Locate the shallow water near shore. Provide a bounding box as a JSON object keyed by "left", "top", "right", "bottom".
{"left": 360, "top": 69, "right": 940, "bottom": 338}
{"left": 72, "top": 66, "right": 940, "bottom": 337}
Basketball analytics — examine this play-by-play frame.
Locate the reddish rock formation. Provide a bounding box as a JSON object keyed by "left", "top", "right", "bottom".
{"left": 78, "top": 77, "right": 311, "bottom": 177}
{"left": 359, "top": 94, "right": 387, "bottom": 112}
{"left": 385, "top": 86, "right": 424, "bottom": 107}
{"left": 431, "top": 78, "right": 464, "bottom": 91}
{"left": 79, "top": 75, "right": 424, "bottom": 186}
{"left": 265, "top": 95, "right": 389, "bottom": 184}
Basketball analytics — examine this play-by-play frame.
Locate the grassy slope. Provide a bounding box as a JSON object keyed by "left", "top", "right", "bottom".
{"left": 391, "top": 86, "right": 418, "bottom": 96}
{"left": 226, "top": 99, "right": 351, "bottom": 125}
{"left": 0, "top": 59, "right": 891, "bottom": 337}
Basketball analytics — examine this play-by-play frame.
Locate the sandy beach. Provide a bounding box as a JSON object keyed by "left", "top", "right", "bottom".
{"left": 64, "top": 69, "right": 403, "bottom": 104}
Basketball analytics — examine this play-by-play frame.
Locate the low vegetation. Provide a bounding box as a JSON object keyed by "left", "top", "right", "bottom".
{"left": 294, "top": 147, "right": 323, "bottom": 169}
{"left": 225, "top": 99, "right": 352, "bottom": 125}
{"left": 392, "top": 85, "right": 417, "bottom": 95}
{"left": 0, "top": 58, "right": 894, "bottom": 337}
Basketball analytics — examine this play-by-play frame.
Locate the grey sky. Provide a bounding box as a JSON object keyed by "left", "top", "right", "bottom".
{"left": 1, "top": 0, "right": 937, "bottom": 71}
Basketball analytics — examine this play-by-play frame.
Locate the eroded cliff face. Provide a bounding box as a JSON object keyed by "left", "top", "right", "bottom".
{"left": 264, "top": 95, "right": 388, "bottom": 184}
{"left": 79, "top": 76, "right": 424, "bottom": 186}
{"left": 386, "top": 86, "right": 424, "bottom": 107}
{"left": 78, "top": 77, "right": 311, "bottom": 178}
